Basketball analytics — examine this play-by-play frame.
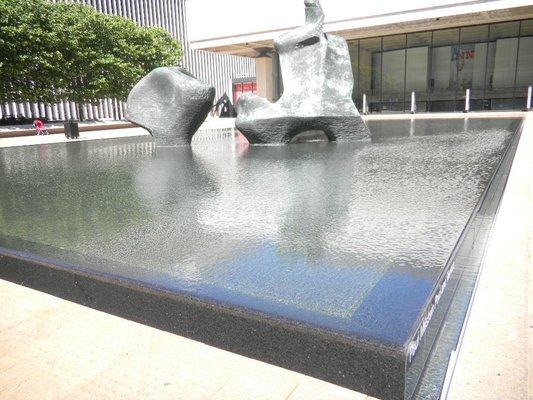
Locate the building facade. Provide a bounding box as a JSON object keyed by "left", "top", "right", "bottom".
{"left": 0, "top": 0, "right": 255, "bottom": 121}
{"left": 187, "top": 0, "right": 533, "bottom": 112}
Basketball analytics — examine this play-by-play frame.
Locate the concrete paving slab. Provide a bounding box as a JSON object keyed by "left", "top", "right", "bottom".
{"left": 0, "top": 127, "right": 149, "bottom": 148}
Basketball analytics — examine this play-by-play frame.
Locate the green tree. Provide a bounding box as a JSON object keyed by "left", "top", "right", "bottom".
{"left": 0, "top": 0, "right": 182, "bottom": 117}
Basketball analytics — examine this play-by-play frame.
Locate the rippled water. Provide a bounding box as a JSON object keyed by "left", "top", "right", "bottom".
{"left": 0, "top": 117, "right": 520, "bottom": 348}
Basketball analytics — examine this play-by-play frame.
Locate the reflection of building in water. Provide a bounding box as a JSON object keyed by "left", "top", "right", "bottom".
{"left": 86, "top": 140, "right": 154, "bottom": 160}
{"left": 0, "top": 139, "right": 154, "bottom": 175}
{"left": 192, "top": 127, "right": 235, "bottom": 142}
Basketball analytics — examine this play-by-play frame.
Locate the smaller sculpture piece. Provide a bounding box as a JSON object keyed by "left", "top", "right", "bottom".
{"left": 213, "top": 93, "right": 237, "bottom": 118}
{"left": 127, "top": 67, "right": 215, "bottom": 146}
{"left": 236, "top": 0, "right": 370, "bottom": 144}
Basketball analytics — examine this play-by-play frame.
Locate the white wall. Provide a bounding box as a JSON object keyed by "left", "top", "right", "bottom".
{"left": 187, "top": 0, "right": 532, "bottom": 49}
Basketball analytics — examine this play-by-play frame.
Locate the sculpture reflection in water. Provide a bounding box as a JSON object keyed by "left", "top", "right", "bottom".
{"left": 0, "top": 118, "right": 519, "bottom": 323}
{"left": 235, "top": 0, "right": 370, "bottom": 144}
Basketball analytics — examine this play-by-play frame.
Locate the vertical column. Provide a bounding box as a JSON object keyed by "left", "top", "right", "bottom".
{"left": 464, "top": 89, "right": 470, "bottom": 113}
{"left": 255, "top": 56, "right": 273, "bottom": 101}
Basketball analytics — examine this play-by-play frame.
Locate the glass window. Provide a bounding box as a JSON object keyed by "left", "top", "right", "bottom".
{"left": 455, "top": 25, "right": 489, "bottom": 111}
{"left": 520, "top": 19, "right": 533, "bottom": 36}
{"left": 340, "top": 21, "right": 530, "bottom": 113}
{"left": 406, "top": 32, "right": 431, "bottom": 95}
{"left": 486, "top": 22, "right": 519, "bottom": 97}
{"left": 430, "top": 29, "right": 459, "bottom": 109}
{"left": 407, "top": 31, "right": 432, "bottom": 48}
{"left": 516, "top": 20, "right": 533, "bottom": 88}
{"left": 358, "top": 37, "right": 382, "bottom": 109}
{"left": 432, "top": 28, "right": 459, "bottom": 46}
{"left": 348, "top": 40, "right": 359, "bottom": 105}
{"left": 457, "top": 25, "right": 488, "bottom": 91}
{"left": 382, "top": 35, "right": 406, "bottom": 111}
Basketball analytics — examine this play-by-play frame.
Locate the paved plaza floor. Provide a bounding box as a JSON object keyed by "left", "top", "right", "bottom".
{"left": 0, "top": 127, "right": 149, "bottom": 148}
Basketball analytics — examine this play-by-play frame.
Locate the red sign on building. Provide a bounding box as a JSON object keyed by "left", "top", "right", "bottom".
{"left": 233, "top": 79, "right": 257, "bottom": 104}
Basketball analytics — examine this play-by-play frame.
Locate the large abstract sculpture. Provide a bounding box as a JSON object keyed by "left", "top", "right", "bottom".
{"left": 127, "top": 67, "right": 215, "bottom": 146}
{"left": 236, "top": 0, "right": 370, "bottom": 144}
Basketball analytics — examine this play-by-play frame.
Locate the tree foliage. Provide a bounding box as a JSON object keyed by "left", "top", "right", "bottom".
{"left": 0, "top": 0, "right": 182, "bottom": 105}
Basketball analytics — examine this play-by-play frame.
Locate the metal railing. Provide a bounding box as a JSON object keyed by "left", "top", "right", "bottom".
{"left": 360, "top": 85, "right": 533, "bottom": 114}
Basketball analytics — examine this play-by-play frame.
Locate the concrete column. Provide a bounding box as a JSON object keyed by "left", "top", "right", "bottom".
{"left": 255, "top": 56, "right": 274, "bottom": 101}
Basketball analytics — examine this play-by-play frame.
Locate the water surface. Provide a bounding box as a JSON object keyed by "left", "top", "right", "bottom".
{"left": 0, "top": 117, "right": 520, "bottom": 349}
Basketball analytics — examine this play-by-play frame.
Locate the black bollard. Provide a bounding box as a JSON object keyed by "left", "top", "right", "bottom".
{"left": 64, "top": 120, "right": 79, "bottom": 139}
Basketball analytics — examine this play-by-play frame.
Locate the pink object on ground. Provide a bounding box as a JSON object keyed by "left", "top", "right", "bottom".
{"left": 33, "top": 119, "right": 48, "bottom": 135}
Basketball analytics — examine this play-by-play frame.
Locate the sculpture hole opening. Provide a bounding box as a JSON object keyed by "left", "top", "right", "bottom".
{"left": 290, "top": 130, "right": 330, "bottom": 143}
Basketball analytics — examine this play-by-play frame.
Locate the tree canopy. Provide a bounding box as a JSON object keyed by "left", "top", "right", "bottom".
{"left": 0, "top": 0, "right": 182, "bottom": 105}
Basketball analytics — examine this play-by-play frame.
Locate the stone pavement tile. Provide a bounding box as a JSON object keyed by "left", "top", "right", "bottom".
{"left": 0, "top": 127, "right": 148, "bottom": 148}
{"left": 0, "top": 283, "right": 62, "bottom": 333}
{"left": 58, "top": 349, "right": 225, "bottom": 400}
{"left": 209, "top": 359, "right": 301, "bottom": 400}
{"left": 529, "top": 231, "right": 533, "bottom": 400}
{"left": 0, "top": 311, "right": 130, "bottom": 400}
{"left": 287, "top": 375, "right": 370, "bottom": 400}
{"left": 60, "top": 328, "right": 248, "bottom": 400}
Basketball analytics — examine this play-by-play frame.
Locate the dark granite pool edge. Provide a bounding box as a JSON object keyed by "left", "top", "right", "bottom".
{"left": 405, "top": 117, "right": 524, "bottom": 339}
{"left": 410, "top": 127, "right": 523, "bottom": 399}
{"left": 403, "top": 117, "right": 525, "bottom": 399}
{"left": 0, "top": 248, "right": 405, "bottom": 400}
{"left": 0, "top": 236, "right": 375, "bottom": 339}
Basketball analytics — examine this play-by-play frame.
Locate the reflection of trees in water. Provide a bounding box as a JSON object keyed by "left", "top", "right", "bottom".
{"left": 0, "top": 139, "right": 153, "bottom": 249}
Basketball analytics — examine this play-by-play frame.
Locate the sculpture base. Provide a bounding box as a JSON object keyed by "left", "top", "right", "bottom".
{"left": 236, "top": 115, "right": 370, "bottom": 144}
